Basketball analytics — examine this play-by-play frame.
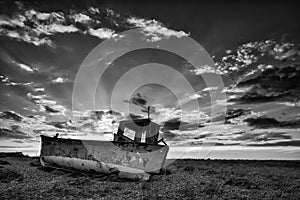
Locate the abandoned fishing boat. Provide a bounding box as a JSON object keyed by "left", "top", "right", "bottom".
{"left": 40, "top": 118, "right": 169, "bottom": 180}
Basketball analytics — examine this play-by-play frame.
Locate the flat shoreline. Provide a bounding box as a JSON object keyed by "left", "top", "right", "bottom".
{"left": 1, "top": 151, "right": 300, "bottom": 162}
{"left": 1, "top": 154, "right": 299, "bottom": 200}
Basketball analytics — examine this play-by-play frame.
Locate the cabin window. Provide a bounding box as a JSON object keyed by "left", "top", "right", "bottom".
{"left": 141, "top": 130, "right": 146, "bottom": 143}
{"left": 123, "top": 127, "right": 135, "bottom": 141}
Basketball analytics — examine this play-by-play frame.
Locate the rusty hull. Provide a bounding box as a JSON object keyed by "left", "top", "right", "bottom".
{"left": 40, "top": 135, "right": 168, "bottom": 179}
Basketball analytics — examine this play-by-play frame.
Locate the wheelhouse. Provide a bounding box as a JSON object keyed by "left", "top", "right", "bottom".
{"left": 113, "top": 119, "right": 161, "bottom": 145}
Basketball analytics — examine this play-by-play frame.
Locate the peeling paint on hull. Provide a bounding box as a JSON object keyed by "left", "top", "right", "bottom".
{"left": 40, "top": 135, "right": 168, "bottom": 180}
{"left": 40, "top": 156, "right": 151, "bottom": 181}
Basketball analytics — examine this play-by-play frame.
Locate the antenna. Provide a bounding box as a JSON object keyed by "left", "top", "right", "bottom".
{"left": 147, "top": 106, "right": 150, "bottom": 119}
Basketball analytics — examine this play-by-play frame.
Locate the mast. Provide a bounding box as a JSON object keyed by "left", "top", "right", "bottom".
{"left": 147, "top": 106, "right": 150, "bottom": 119}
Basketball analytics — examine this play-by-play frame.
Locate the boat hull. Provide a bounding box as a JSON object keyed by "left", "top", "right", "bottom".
{"left": 40, "top": 155, "right": 151, "bottom": 180}
{"left": 40, "top": 135, "right": 168, "bottom": 178}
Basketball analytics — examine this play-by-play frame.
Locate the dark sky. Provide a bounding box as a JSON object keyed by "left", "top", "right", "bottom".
{"left": 3, "top": 0, "right": 298, "bottom": 56}
{"left": 0, "top": 0, "right": 299, "bottom": 159}
{"left": 103, "top": 0, "right": 300, "bottom": 57}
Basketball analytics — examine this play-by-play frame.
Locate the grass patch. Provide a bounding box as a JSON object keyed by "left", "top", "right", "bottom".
{"left": 0, "top": 158, "right": 299, "bottom": 199}
{"left": 0, "top": 160, "right": 11, "bottom": 165}
{"left": 0, "top": 168, "right": 23, "bottom": 183}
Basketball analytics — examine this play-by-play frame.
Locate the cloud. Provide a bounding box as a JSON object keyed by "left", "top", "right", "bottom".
{"left": 34, "top": 88, "right": 45, "bottom": 92}
{"left": 0, "top": 8, "right": 107, "bottom": 46}
{"left": 159, "top": 117, "right": 206, "bottom": 142}
{"left": 246, "top": 140, "right": 300, "bottom": 147}
{"left": 244, "top": 116, "right": 300, "bottom": 128}
{"left": 46, "top": 24, "right": 78, "bottom": 34}
{"left": 277, "top": 101, "right": 300, "bottom": 107}
{"left": 222, "top": 87, "right": 250, "bottom": 93}
{"left": 0, "top": 75, "right": 33, "bottom": 86}
{"left": 44, "top": 105, "right": 60, "bottom": 113}
{"left": 88, "top": 7, "right": 100, "bottom": 14}
{"left": 27, "top": 92, "right": 67, "bottom": 115}
{"left": 217, "top": 40, "right": 300, "bottom": 78}
{"left": 51, "top": 77, "right": 68, "bottom": 83}
{"left": 24, "top": 9, "right": 57, "bottom": 21}
{"left": 127, "top": 17, "right": 189, "bottom": 42}
{"left": 233, "top": 131, "right": 291, "bottom": 142}
{"left": 72, "top": 109, "right": 126, "bottom": 135}
{"left": 162, "top": 118, "right": 190, "bottom": 131}
{"left": 189, "top": 141, "right": 237, "bottom": 146}
{"left": 123, "top": 93, "right": 149, "bottom": 109}
{"left": 160, "top": 130, "right": 177, "bottom": 140}
{"left": 0, "top": 111, "right": 23, "bottom": 122}
{"left": 90, "top": 110, "right": 122, "bottom": 120}
{"left": 0, "top": 127, "right": 31, "bottom": 139}
{"left": 1, "top": 30, "right": 53, "bottom": 46}
{"left": 0, "top": 6, "right": 191, "bottom": 48}
{"left": 210, "top": 108, "right": 252, "bottom": 123}
{"left": 15, "top": 62, "right": 34, "bottom": 72}
{"left": 0, "top": 111, "right": 82, "bottom": 141}
{"left": 188, "top": 93, "right": 203, "bottom": 100}
{"left": 0, "top": 9, "right": 69, "bottom": 46}
{"left": 225, "top": 108, "right": 252, "bottom": 122}
{"left": 87, "top": 28, "right": 117, "bottom": 39}
{"left": 40, "top": 104, "right": 66, "bottom": 115}
{"left": 71, "top": 13, "right": 92, "bottom": 24}
{"left": 46, "top": 120, "right": 75, "bottom": 130}
{"left": 189, "top": 65, "right": 218, "bottom": 75}
{"left": 202, "top": 86, "right": 219, "bottom": 92}
{"left": 229, "top": 66, "right": 300, "bottom": 103}
{"left": 152, "top": 106, "right": 209, "bottom": 125}
{"left": 0, "top": 15, "right": 26, "bottom": 27}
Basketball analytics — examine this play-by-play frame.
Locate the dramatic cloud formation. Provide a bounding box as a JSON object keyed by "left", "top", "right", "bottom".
{"left": 0, "top": 111, "right": 23, "bottom": 121}
{"left": 0, "top": 1, "right": 299, "bottom": 159}
{"left": 27, "top": 91, "right": 66, "bottom": 116}
{"left": 123, "top": 93, "right": 149, "bottom": 109}
{"left": 127, "top": 17, "right": 189, "bottom": 42}
{"left": 0, "top": 3, "right": 189, "bottom": 46}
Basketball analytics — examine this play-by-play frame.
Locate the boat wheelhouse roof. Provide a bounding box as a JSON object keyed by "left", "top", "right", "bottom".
{"left": 118, "top": 118, "right": 157, "bottom": 127}
{"left": 114, "top": 118, "right": 161, "bottom": 144}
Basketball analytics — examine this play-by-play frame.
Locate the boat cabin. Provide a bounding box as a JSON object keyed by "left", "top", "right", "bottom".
{"left": 113, "top": 119, "right": 160, "bottom": 145}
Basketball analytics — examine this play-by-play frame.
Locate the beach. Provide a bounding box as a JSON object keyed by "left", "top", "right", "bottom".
{"left": 0, "top": 154, "right": 299, "bottom": 200}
